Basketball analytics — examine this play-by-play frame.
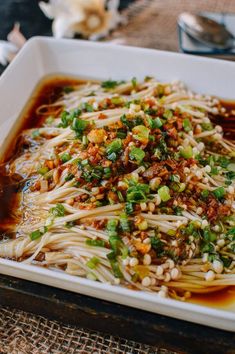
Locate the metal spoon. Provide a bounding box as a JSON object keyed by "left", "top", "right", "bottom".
{"left": 178, "top": 12, "right": 234, "bottom": 50}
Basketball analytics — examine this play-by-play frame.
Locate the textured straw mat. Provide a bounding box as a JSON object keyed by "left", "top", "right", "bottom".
{"left": 109, "top": 0, "right": 235, "bottom": 51}
{"left": 2, "top": 1, "right": 235, "bottom": 353}
{"left": 0, "top": 306, "right": 177, "bottom": 354}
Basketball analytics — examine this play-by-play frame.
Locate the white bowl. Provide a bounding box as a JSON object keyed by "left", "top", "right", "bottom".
{"left": 0, "top": 37, "right": 235, "bottom": 331}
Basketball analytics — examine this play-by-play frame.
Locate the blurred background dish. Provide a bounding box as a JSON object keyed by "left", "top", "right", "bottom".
{"left": 178, "top": 12, "right": 234, "bottom": 50}
{"left": 178, "top": 12, "right": 235, "bottom": 58}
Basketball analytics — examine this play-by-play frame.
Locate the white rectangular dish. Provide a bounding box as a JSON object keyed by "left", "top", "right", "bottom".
{"left": 0, "top": 37, "right": 235, "bottom": 331}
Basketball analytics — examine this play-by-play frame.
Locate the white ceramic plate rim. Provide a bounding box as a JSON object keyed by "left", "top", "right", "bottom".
{"left": 0, "top": 37, "right": 235, "bottom": 332}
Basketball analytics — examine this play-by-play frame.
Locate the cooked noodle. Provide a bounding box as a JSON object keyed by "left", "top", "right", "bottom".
{"left": 1, "top": 77, "right": 235, "bottom": 300}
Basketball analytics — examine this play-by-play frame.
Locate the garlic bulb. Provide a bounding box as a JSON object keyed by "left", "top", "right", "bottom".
{"left": 39, "top": 0, "right": 123, "bottom": 39}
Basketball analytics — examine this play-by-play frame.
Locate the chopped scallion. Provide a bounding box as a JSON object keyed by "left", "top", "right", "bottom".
{"left": 129, "top": 147, "right": 145, "bottom": 163}
{"left": 158, "top": 186, "right": 171, "bottom": 202}
{"left": 50, "top": 203, "right": 65, "bottom": 217}
{"left": 213, "top": 187, "right": 226, "bottom": 200}
{"left": 61, "top": 152, "right": 72, "bottom": 163}
{"left": 86, "top": 239, "right": 106, "bottom": 247}
{"left": 180, "top": 146, "right": 193, "bottom": 159}
{"left": 183, "top": 118, "right": 192, "bottom": 132}
{"left": 86, "top": 257, "right": 100, "bottom": 269}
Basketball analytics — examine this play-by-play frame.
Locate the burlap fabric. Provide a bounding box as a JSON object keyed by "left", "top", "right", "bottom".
{"left": 0, "top": 306, "right": 178, "bottom": 354}
{"left": 1, "top": 0, "right": 235, "bottom": 353}
{"left": 109, "top": 0, "right": 235, "bottom": 51}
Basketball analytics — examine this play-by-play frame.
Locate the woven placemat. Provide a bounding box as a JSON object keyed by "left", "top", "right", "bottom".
{"left": 1, "top": 1, "right": 235, "bottom": 353}
{"left": 109, "top": 0, "right": 235, "bottom": 51}
{"left": 0, "top": 306, "right": 179, "bottom": 354}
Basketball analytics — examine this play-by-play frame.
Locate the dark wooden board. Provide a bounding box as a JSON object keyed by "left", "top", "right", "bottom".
{"left": 1, "top": 1, "right": 235, "bottom": 353}
{"left": 1, "top": 273, "right": 235, "bottom": 354}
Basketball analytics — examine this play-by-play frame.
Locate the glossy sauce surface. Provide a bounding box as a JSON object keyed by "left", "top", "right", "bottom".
{"left": 191, "top": 286, "right": 235, "bottom": 309}
{"left": 0, "top": 76, "right": 82, "bottom": 239}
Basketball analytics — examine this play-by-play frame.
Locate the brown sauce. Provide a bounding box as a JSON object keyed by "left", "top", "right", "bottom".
{"left": 0, "top": 76, "right": 235, "bottom": 307}
{"left": 0, "top": 174, "right": 20, "bottom": 239}
{"left": 212, "top": 99, "right": 235, "bottom": 140}
{"left": 191, "top": 286, "right": 235, "bottom": 309}
{"left": 2, "top": 75, "right": 84, "bottom": 161}
{"left": 0, "top": 75, "right": 83, "bottom": 239}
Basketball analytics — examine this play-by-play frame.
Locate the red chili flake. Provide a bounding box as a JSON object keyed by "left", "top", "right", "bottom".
{"left": 98, "top": 113, "right": 107, "bottom": 119}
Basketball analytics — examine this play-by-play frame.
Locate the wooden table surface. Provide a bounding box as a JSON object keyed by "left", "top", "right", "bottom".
{"left": 1, "top": 1, "right": 235, "bottom": 353}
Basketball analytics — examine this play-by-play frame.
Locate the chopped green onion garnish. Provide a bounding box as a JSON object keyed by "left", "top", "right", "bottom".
{"left": 137, "top": 219, "right": 148, "bottom": 231}
{"left": 218, "top": 156, "right": 230, "bottom": 168}
{"left": 163, "top": 109, "right": 173, "bottom": 119}
{"left": 116, "top": 130, "right": 127, "bottom": 139}
{"left": 203, "top": 228, "right": 217, "bottom": 242}
{"left": 65, "top": 221, "right": 76, "bottom": 228}
{"left": 150, "top": 236, "right": 164, "bottom": 256}
{"left": 111, "top": 96, "right": 123, "bottom": 105}
{"left": 167, "top": 229, "right": 176, "bottom": 236}
{"left": 106, "top": 219, "right": 118, "bottom": 238}
{"left": 201, "top": 189, "right": 209, "bottom": 199}
{"left": 201, "top": 122, "right": 213, "bottom": 131}
{"left": 86, "top": 257, "right": 100, "bottom": 269}
{"left": 45, "top": 116, "right": 54, "bottom": 125}
{"left": 132, "top": 125, "right": 150, "bottom": 143}
{"left": 103, "top": 167, "right": 112, "bottom": 179}
{"left": 108, "top": 258, "right": 123, "bottom": 278}
{"left": 61, "top": 152, "right": 72, "bottom": 163}
{"left": 50, "top": 203, "right": 65, "bottom": 217}
{"left": 71, "top": 118, "right": 89, "bottom": 138}
{"left": 82, "top": 135, "right": 88, "bottom": 146}
{"left": 129, "top": 147, "right": 145, "bottom": 163}
{"left": 65, "top": 173, "right": 74, "bottom": 181}
{"left": 86, "top": 239, "right": 106, "bottom": 247}
{"left": 30, "top": 229, "right": 42, "bottom": 240}
{"left": 213, "top": 187, "right": 226, "bottom": 200}
{"left": 210, "top": 166, "right": 219, "bottom": 175}
{"left": 32, "top": 130, "right": 40, "bottom": 138}
{"left": 30, "top": 226, "right": 48, "bottom": 241}
{"left": 120, "top": 213, "right": 130, "bottom": 232}
{"left": 170, "top": 174, "right": 180, "bottom": 183}
{"left": 117, "top": 190, "right": 124, "bottom": 202}
{"left": 180, "top": 146, "right": 193, "bottom": 159}
{"left": 125, "top": 202, "right": 134, "bottom": 215}
{"left": 106, "top": 138, "right": 122, "bottom": 155}
{"left": 227, "top": 171, "right": 235, "bottom": 180}
{"left": 107, "top": 152, "right": 117, "bottom": 162}
{"left": 101, "top": 80, "right": 124, "bottom": 89}
{"left": 158, "top": 186, "right": 171, "bottom": 202}
{"left": 154, "top": 117, "right": 163, "bottom": 128}
{"left": 37, "top": 166, "right": 49, "bottom": 175}
{"left": 109, "top": 235, "right": 123, "bottom": 253}
{"left": 227, "top": 163, "right": 235, "bottom": 172}
{"left": 131, "top": 77, "right": 137, "bottom": 88}
{"left": 183, "top": 118, "right": 192, "bottom": 132}
{"left": 126, "top": 183, "right": 150, "bottom": 203}
{"left": 81, "top": 159, "right": 89, "bottom": 166}
{"left": 83, "top": 103, "right": 94, "bottom": 112}
{"left": 178, "top": 183, "right": 186, "bottom": 192}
